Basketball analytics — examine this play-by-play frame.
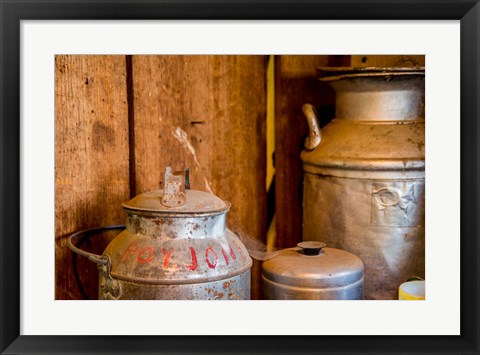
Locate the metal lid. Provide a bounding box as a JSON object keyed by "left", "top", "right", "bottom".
{"left": 317, "top": 66, "right": 425, "bottom": 81}
{"left": 122, "top": 189, "right": 230, "bottom": 215}
{"left": 262, "top": 242, "right": 364, "bottom": 288}
{"left": 122, "top": 167, "right": 230, "bottom": 216}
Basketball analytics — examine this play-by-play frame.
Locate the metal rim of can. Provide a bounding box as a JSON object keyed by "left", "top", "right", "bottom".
{"left": 316, "top": 66, "right": 425, "bottom": 82}
{"left": 122, "top": 189, "right": 231, "bottom": 217}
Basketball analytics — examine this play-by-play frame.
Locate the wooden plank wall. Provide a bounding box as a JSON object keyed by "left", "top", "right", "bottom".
{"left": 273, "top": 55, "right": 349, "bottom": 249}
{"left": 55, "top": 55, "right": 267, "bottom": 300}
{"left": 55, "top": 55, "right": 130, "bottom": 300}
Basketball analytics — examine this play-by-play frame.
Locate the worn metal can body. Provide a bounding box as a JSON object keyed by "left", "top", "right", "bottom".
{"left": 70, "top": 168, "right": 252, "bottom": 300}
{"left": 262, "top": 242, "right": 364, "bottom": 300}
{"left": 301, "top": 68, "right": 425, "bottom": 300}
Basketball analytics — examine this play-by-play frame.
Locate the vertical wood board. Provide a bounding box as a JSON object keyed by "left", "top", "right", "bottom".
{"left": 55, "top": 55, "right": 130, "bottom": 299}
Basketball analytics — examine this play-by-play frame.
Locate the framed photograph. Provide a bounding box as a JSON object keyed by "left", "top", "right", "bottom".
{"left": 1, "top": 0, "right": 478, "bottom": 354}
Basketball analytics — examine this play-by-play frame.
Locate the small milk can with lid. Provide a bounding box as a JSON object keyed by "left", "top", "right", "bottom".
{"left": 262, "top": 241, "right": 364, "bottom": 300}
{"left": 68, "top": 167, "right": 252, "bottom": 300}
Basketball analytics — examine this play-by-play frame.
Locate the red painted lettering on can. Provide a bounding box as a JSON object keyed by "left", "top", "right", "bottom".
{"left": 221, "top": 245, "right": 236, "bottom": 265}
{"left": 221, "top": 248, "right": 230, "bottom": 265}
{"left": 185, "top": 247, "right": 198, "bottom": 271}
{"left": 205, "top": 246, "right": 218, "bottom": 269}
{"left": 136, "top": 246, "right": 154, "bottom": 264}
{"left": 228, "top": 244, "right": 236, "bottom": 260}
{"left": 121, "top": 242, "right": 139, "bottom": 261}
{"left": 161, "top": 247, "right": 174, "bottom": 268}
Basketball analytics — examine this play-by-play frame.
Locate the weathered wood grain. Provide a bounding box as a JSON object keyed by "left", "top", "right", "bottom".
{"left": 131, "top": 55, "right": 267, "bottom": 299}
{"left": 55, "top": 55, "right": 129, "bottom": 299}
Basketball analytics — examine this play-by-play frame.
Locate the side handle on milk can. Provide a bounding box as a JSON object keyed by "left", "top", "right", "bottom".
{"left": 67, "top": 225, "right": 126, "bottom": 265}
{"left": 302, "top": 103, "right": 321, "bottom": 150}
{"left": 68, "top": 225, "right": 126, "bottom": 299}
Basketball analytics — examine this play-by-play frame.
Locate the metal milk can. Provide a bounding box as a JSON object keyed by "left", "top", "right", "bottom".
{"left": 301, "top": 67, "right": 425, "bottom": 300}
{"left": 68, "top": 167, "right": 252, "bottom": 300}
{"left": 262, "top": 241, "right": 364, "bottom": 300}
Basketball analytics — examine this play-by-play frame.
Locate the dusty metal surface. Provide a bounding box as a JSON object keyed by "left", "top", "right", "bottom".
{"left": 262, "top": 245, "right": 364, "bottom": 300}
{"left": 303, "top": 175, "right": 425, "bottom": 300}
{"left": 301, "top": 68, "right": 425, "bottom": 300}
{"left": 301, "top": 119, "right": 425, "bottom": 177}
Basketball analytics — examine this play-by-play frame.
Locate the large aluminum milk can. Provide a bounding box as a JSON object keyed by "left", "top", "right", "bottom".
{"left": 301, "top": 67, "right": 425, "bottom": 300}
{"left": 262, "top": 241, "right": 364, "bottom": 300}
{"left": 68, "top": 167, "right": 252, "bottom": 300}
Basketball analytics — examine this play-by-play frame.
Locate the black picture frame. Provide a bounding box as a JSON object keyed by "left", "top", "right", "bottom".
{"left": 1, "top": 1, "right": 478, "bottom": 354}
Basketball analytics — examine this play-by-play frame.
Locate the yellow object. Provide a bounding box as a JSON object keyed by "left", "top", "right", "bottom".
{"left": 398, "top": 280, "right": 425, "bottom": 300}
{"left": 266, "top": 55, "right": 276, "bottom": 251}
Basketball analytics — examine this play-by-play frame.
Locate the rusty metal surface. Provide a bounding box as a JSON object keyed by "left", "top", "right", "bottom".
{"left": 301, "top": 68, "right": 425, "bottom": 300}
{"left": 70, "top": 167, "right": 253, "bottom": 300}
{"left": 161, "top": 166, "right": 187, "bottom": 208}
{"left": 105, "top": 227, "right": 252, "bottom": 285}
{"left": 262, "top": 246, "right": 364, "bottom": 300}
{"left": 104, "top": 198, "right": 252, "bottom": 298}
{"left": 99, "top": 270, "right": 250, "bottom": 300}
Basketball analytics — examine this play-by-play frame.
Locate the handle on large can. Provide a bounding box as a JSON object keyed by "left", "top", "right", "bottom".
{"left": 67, "top": 225, "right": 126, "bottom": 265}
{"left": 302, "top": 103, "right": 321, "bottom": 150}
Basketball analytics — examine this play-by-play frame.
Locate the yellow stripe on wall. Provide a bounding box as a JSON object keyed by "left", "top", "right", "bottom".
{"left": 266, "top": 55, "right": 276, "bottom": 250}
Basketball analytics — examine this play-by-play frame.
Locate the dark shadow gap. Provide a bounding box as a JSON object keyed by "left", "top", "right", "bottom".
{"left": 126, "top": 55, "right": 136, "bottom": 198}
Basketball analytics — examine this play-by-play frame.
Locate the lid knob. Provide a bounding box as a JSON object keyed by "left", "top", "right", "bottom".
{"left": 161, "top": 167, "right": 189, "bottom": 208}
{"left": 297, "top": 241, "right": 326, "bottom": 256}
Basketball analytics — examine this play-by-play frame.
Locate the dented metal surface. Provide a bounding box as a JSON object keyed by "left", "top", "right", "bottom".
{"left": 69, "top": 167, "right": 252, "bottom": 300}
{"left": 301, "top": 67, "right": 425, "bottom": 300}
